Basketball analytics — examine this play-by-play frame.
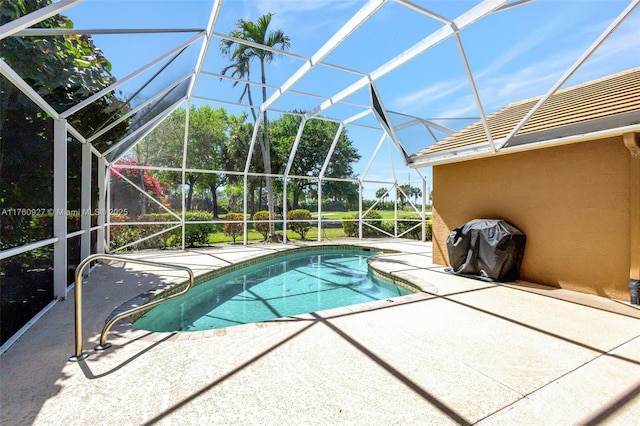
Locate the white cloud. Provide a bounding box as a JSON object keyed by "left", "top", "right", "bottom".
{"left": 478, "top": 11, "right": 639, "bottom": 112}
{"left": 252, "top": 0, "right": 355, "bottom": 36}
{"left": 390, "top": 79, "right": 468, "bottom": 111}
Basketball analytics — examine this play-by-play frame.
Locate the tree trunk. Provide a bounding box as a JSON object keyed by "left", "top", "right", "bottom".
{"left": 260, "top": 60, "right": 277, "bottom": 241}
{"left": 139, "top": 169, "right": 147, "bottom": 215}
{"left": 210, "top": 185, "right": 219, "bottom": 218}
{"left": 186, "top": 174, "right": 198, "bottom": 211}
{"left": 293, "top": 189, "right": 301, "bottom": 210}
{"left": 249, "top": 180, "right": 256, "bottom": 213}
{"left": 135, "top": 148, "right": 147, "bottom": 215}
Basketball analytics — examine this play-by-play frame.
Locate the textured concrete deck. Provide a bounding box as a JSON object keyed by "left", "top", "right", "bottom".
{"left": 1, "top": 239, "right": 639, "bottom": 425}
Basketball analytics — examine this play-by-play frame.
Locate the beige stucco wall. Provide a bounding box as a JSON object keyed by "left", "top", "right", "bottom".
{"left": 432, "top": 136, "right": 632, "bottom": 300}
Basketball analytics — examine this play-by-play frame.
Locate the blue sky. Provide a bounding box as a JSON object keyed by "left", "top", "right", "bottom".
{"left": 63, "top": 0, "right": 640, "bottom": 198}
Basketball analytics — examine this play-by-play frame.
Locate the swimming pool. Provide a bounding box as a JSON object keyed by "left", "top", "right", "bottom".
{"left": 134, "top": 248, "right": 412, "bottom": 332}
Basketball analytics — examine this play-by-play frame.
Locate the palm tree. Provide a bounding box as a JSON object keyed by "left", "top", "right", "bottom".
{"left": 375, "top": 187, "right": 388, "bottom": 209}
{"left": 220, "top": 13, "right": 290, "bottom": 240}
{"left": 398, "top": 184, "right": 411, "bottom": 207}
{"left": 220, "top": 54, "right": 255, "bottom": 119}
{"left": 410, "top": 186, "right": 422, "bottom": 205}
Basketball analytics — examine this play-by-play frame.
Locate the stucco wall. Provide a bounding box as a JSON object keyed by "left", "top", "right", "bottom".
{"left": 432, "top": 136, "right": 632, "bottom": 300}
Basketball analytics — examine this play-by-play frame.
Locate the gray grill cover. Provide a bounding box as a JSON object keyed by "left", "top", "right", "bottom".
{"left": 446, "top": 219, "right": 526, "bottom": 282}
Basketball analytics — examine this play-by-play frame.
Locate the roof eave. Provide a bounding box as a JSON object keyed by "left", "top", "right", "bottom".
{"left": 410, "top": 123, "right": 640, "bottom": 168}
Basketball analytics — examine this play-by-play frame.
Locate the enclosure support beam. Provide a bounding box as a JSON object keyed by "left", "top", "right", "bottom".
{"left": 53, "top": 119, "right": 68, "bottom": 299}
{"left": 317, "top": 124, "right": 345, "bottom": 242}
{"left": 96, "top": 157, "right": 107, "bottom": 254}
{"left": 358, "top": 183, "right": 363, "bottom": 239}
{"left": 243, "top": 116, "right": 263, "bottom": 245}
{"left": 317, "top": 178, "right": 323, "bottom": 242}
{"left": 105, "top": 163, "right": 112, "bottom": 252}
{"left": 282, "top": 118, "right": 308, "bottom": 243}
{"left": 306, "top": 0, "right": 509, "bottom": 119}
{"left": 0, "top": 0, "right": 83, "bottom": 41}
{"left": 87, "top": 72, "right": 192, "bottom": 145}
{"left": 422, "top": 176, "right": 427, "bottom": 242}
{"left": 361, "top": 134, "right": 387, "bottom": 181}
{"left": 61, "top": 33, "right": 204, "bottom": 119}
{"left": 500, "top": 0, "right": 640, "bottom": 149}
{"left": 80, "top": 142, "right": 92, "bottom": 266}
{"left": 261, "top": 0, "right": 386, "bottom": 114}
{"left": 282, "top": 177, "right": 288, "bottom": 243}
{"left": 187, "top": 0, "right": 222, "bottom": 98}
{"left": 454, "top": 32, "right": 495, "bottom": 153}
{"left": 103, "top": 98, "right": 186, "bottom": 163}
{"left": 181, "top": 101, "right": 191, "bottom": 251}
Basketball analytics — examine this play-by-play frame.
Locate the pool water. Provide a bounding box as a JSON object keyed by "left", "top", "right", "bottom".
{"left": 134, "top": 249, "right": 411, "bottom": 332}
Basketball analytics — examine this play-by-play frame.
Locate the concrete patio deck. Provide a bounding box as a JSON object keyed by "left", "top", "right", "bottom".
{"left": 1, "top": 239, "right": 639, "bottom": 425}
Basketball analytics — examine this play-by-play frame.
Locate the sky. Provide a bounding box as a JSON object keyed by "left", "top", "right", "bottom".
{"left": 60, "top": 0, "right": 640, "bottom": 199}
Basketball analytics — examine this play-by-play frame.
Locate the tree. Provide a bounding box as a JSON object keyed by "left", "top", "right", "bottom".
{"left": 269, "top": 114, "right": 361, "bottom": 209}
{"left": 324, "top": 180, "right": 360, "bottom": 210}
{"left": 136, "top": 106, "right": 231, "bottom": 213}
{"left": 225, "top": 113, "right": 264, "bottom": 213}
{"left": 131, "top": 109, "right": 184, "bottom": 213}
{"left": 110, "top": 157, "right": 168, "bottom": 217}
{"left": 410, "top": 186, "right": 422, "bottom": 205}
{"left": 1, "top": 0, "right": 127, "bottom": 237}
{"left": 398, "top": 184, "right": 411, "bottom": 207}
{"left": 376, "top": 187, "right": 389, "bottom": 208}
{"left": 220, "top": 12, "right": 290, "bottom": 240}
{"left": 0, "top": 0, "right": 126, "bottom": 346}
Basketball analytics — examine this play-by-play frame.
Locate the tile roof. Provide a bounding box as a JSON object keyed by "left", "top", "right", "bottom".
{"left": 415, "top": 67, "right": 640, "bottom": 156}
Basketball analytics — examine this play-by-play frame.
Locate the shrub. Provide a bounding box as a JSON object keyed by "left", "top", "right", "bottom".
{"left": 287, "top": 209, "right": 312, "bottom": 239}
{"left": 341, "top": 214, "right": 358, "bottom": 237}
{"left": 425, "top": 221, "right": 433, "bottom": 241}
{"left": 397, "top": 214, "right": 422, "bottom": 240}
{"left": 341, "top": 210, "right": 385, "bottom": 237}
{"left": 108, "top": 211, "right": 218, "bottom": 249}
{"left": 177, "top": 211, "right": 216, "bottom": 247}
{"left": 223, "top": 212, "right": 244, "bottom": 243}
{"left": 109, "top": 213, "right": 138, "bottom": 251}
{"left": 395, "top": 215, "right": 433, "bottom": 241}
{"left": 136, "top": 213, "right": 177, "bottom": 249}
{"left": 252, "top": 210, "right": 270, "bottom": 241}
{"left": 29, "top": 214, "right": 53, "bottom": 242}
{"left": 360, "top": 210, "right": 384, "bottom": 237}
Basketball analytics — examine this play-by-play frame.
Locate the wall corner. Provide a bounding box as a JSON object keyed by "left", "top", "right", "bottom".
{"left": 624, "top": 133, "right": 640, "bottom": 283}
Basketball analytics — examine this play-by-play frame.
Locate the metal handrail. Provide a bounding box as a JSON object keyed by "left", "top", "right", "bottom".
{"left": 68, "top": 254, "right": 194, "bottom": 362}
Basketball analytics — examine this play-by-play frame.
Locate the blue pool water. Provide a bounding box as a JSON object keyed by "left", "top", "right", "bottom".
{"left": 134, "top": 249, "right": 411, "bottom": 332}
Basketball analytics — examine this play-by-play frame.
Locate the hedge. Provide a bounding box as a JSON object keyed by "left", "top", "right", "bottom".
{"left": 341, "top": 211, "right": 432, "bottom": 240}
{"left": 397, "top": 215, "right": 432, "bottom": 241}
{"left": 109, "top": 211, "right": 219, "bottom": 250}
{"left": 341, "top": 210, "right": 387, "bottom": 237}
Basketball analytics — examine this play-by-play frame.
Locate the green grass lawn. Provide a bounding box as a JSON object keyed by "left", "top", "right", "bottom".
{"left": 207, "top": 225, "right": 348, "bottom": 244}
{"left": 218, "top": 210, "right": 431, "bottom": 221}
{"left": 313, "top": 210, "right": 431, "bottom": 220}
{"left": 208, "top": 210, "right": 431, "bottom": 244}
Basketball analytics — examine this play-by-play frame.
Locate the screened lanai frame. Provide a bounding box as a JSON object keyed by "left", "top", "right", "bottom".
{"left": 1, "top": 0, "right": 638, "bottom": 324}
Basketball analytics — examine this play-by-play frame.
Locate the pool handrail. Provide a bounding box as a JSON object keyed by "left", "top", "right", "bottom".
{"left": 68, "top": 253, "right": 194, "bottom": 362}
